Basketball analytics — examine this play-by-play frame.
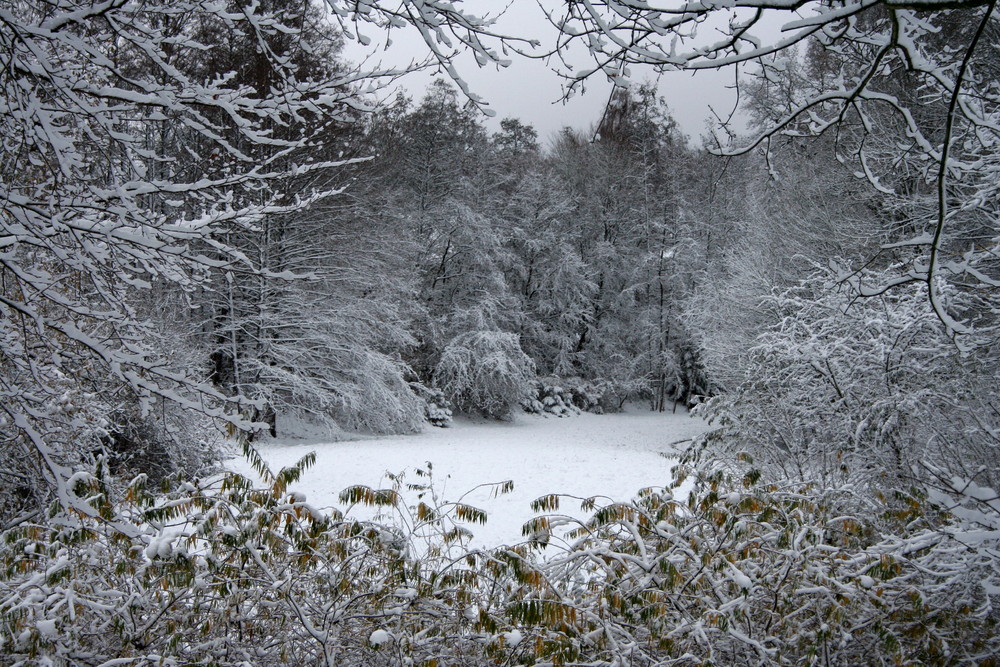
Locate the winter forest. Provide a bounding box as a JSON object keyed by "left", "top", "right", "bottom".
{"left": 1, "top": 0, "right": 999, "bottom": 664}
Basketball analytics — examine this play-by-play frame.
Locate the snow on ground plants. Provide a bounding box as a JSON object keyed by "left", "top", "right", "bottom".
{"left": 227, "top": 407, "right": 708, "bottom": 548}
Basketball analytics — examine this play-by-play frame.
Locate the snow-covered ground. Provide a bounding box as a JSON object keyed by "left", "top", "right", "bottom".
{"left": 226, "top": 407, "right": 709, "bottom": 549}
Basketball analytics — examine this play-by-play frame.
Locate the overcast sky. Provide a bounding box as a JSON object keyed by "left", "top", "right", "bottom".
{"left": 340, "top": 2, "right": 748, "bottom": 146}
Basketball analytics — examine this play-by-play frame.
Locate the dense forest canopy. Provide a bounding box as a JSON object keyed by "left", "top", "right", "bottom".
{"left": 0, "top": 0, "right": 998, "bottom": 664}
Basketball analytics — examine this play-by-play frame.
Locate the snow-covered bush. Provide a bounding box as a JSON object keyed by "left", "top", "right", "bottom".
{"left": 4, "top": 455, "right": 995, "bottom": 666}
{"left": 98, "top": 402, "right": 221, "bottom": 484}
{"left": 259, "top": 347, "right": 425, "bottom": 437}
{"left": 23, "top": 430, "right": 1000, "bottom": 666}
{"left": 522, "top": 377, "right": 605, "bottom": 416}
{"left": 410, "top": 383, "right": 454, "bottom": 427}
{"left": 523, "top": 381, "right": 581, "bottom": 417}
{"left": 0, "top": 356, "right": 220, "bottom": 522}
{"left": 512, "top": 466, "right": 1000, "bottom": 665}
{"left": 434, "top": 331, "right": 535, "bottom": 419}
{"left": 695, "top": 268, "right": 1000, "bottom": 488}
{"left": 0, "top": 451, "right": 513, "bottom": 666}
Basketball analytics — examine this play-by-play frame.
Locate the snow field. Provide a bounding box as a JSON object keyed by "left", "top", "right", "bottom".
{"left": 228, "top": 407, "right": 709, "bottom": 549}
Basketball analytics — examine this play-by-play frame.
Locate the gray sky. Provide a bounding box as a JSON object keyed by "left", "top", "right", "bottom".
{"left": 340, "top": 2, "right": 747, "bottom": 146}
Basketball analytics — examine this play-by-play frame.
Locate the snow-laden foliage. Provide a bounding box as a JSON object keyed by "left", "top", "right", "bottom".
{"left": 3, "top": 1, "right": 999, "bottom": 664}
{"left": 537, "top": 87, "right": 700, "bottom": 408}
{"left": 258, "top": 343, "right": 424, "bottom": 436}
{"left": 522, "top": 377, "right": 605, "bottom": 417}
{"left": 356, "top": 82, "right": 710, "bottom": 414}
{"left": 556, "top": 1, "right": 1000, "bottom": 350}
{"left": 695, "top": 267, "right": 1000, "bottom": 489}
{"left": 682, "top": 144, "right": 881, "bottom": 393}
{"left": 0, "top": 0, "right": 357, "bottom": 518}
{"left": 435, "top": 331, "right": 535, "bottom": 420}
{"left": 1, "top": 0, "right": 511, "bottom": 518}
{"left": 0, "top": 452, "right": 508, "bottom": 666}
{"left": 516, "top": 466, "right": 999, "bottom": 665}
{"left": 410, "top": 383, "right": 454, "bottom": 428}
{"left": 2, "top": 456, "right": 996, "bottom": 665}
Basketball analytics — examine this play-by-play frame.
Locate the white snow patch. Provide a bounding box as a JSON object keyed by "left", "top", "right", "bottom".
{"left": 36, "top": 619, "right": 58, "bottom": 637}
{"left": 227, "top": 408, "right": 708, "bottom": 549}
{"left": 504, "top": 629, "right": 523, "bottom": 645}
{"left": 728, "top": 562, "right": 753, "bottom": 591}
{"left": 369, "top": 628, "right": 390, "bottom": 646}
{"left": 144, "top": 536, "right": 173, "bottom": 560}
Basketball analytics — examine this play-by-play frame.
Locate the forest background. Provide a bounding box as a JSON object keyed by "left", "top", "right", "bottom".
{"left": 1, "top": 0, "right": 998, "bottom": 664}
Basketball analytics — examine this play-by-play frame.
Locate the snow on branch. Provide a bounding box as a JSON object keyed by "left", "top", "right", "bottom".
{"left": 548, "top": 0, "right": 1000, "bottom": 344}
{"left": 0, "top": 0, "right": 413, "bottom": 517}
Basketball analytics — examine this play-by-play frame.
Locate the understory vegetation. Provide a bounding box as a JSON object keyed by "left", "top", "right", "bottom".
{"left": 1, "top": 0, "right": 998, "bottom": 664}
{"left": 3, "top": 454, "right": 997, "bottom": 665}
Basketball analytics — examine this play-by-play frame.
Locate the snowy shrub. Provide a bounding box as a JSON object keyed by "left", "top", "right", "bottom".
{"left": 98, "top": 400, "right": 221, "bottom": 483}
{"left": 0, "top": 451, "right": 514, "bottom": 666}
{"left": 511, "top": 465, "right": 1000, "bottom": 665}
{"left": 434, "top": 331, "right": 535, "bottom": 419}
{"left": 695, "top": 269, "right": 1000, "bottom": 489}
{"left": 523, "top": 381, "right": 580, "bottom": 417}
{"left": 410, "top": 382, "right": 454, "bottom": 427}
{"left": 0, "top": 361, "right": 220, "bottom": 523}
{"left": 595, "top": 376, "right": 650, "bottom": 413}
{"left": 522, "top": 377, "right": 605, "bottom": 416}
{"left": 425, "top": 396, "right": 454, "bottom": 428}
{"left": 672, "top": 340, "right": 714, "bottom": 407}
{"left": 324, "top": 351, "right": 426, "bottom": 435}
{"left": 256, "top": 348, "right": 425, "bottom": 438}
{"left": 1, "top": 452, "right": 997, "bottom": 666}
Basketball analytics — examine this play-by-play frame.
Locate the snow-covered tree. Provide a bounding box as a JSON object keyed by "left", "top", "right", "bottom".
{"left": 683, "top": 141, "right": 884, "bottom": 391}
{"left": 538, "top": 86, "right": 702, "bottom": 407}
{"left": 553, "top": 0, "right": 1000, "bottom": 349}
{"left": 694, "top": 267, "right": 1000, "bottom": 489}
{"left": 434, "top": 331, "right": 535, "bottom": 419}
{"left": 0, "top": 0, "right": 352, "bottom": 516}
{"left": 0, "top": 0, "right": 522, "bottom": 518}
{"left": 357, "top": 81, "right": 531, "bottom": 399}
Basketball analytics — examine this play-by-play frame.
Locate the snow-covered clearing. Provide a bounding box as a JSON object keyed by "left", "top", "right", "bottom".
{"left": 227, "top": 407, "right": 709, "bottom": 549}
